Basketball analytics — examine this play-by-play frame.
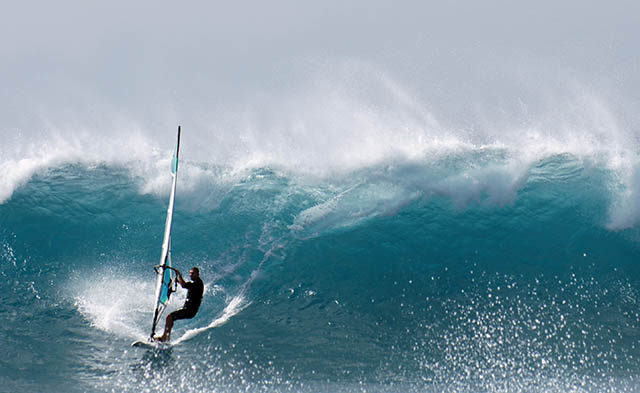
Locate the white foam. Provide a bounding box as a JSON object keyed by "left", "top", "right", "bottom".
{"left": 72, "top": 270, "right": 153, "bottom": 340}
{"left": 432, "top": 157, "right": 534, "bottom": 208}
{"left": 173, "top": 294, "right": 247, "bottom": 344}
{"left": 606, "top": 156, "right": 640, "bottom": 230}
{"left": 3, "top": 62, "right": 638, "bottom": 227}
{"left": 291, "top": 180, "right": 415, "bottom": 237}
{"left": 69, "top": 263, "right": 248, "bottom": 345}
{"left": 0, "top": 127, "right": 157, "bottom": 203}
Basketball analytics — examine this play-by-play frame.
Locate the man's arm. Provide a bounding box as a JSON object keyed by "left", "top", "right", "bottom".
{"left": 176, "top": 270, "right": 187, "bottom": 287}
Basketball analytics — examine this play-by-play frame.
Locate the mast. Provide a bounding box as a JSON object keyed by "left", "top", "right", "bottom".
{"left": 150, "top": 126, "right": 181, "bottom": 338}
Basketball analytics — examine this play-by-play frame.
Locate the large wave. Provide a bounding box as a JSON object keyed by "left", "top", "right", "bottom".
{"left": 2, "top": 146, "right": 640, "bottom": 392}
{"left": 2, "top": 62, "right": 640, "bottom": 231}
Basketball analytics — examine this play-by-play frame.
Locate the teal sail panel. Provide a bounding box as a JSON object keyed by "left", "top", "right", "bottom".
{"left": 160, "top": 265, "right": 172, "bottom": 304}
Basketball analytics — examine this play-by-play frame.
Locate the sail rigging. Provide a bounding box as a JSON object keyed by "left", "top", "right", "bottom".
{"left": 150, "top": 126, "right": 181, "bottom": 338}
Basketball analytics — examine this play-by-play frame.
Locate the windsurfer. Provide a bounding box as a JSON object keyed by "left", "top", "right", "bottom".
{"left": 155, "top": 267, "right": 204, "bottom": 342}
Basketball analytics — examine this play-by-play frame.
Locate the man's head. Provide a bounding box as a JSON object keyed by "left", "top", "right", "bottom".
{"left": 190, "top": 267, "right": 200, "bottom": 280}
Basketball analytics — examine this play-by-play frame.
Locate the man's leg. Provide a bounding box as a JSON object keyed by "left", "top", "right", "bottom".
{"left": 158, "top": 313, "right": 175, "bottom": 342}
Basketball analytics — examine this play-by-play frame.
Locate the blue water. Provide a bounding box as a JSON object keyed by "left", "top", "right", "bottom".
{"left": 2, "top": 152, "right": 640, "bottom": 392}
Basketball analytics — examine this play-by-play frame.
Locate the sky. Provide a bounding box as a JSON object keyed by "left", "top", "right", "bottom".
{"left": 1, "top": 0, "right": 639, "bottom": 162}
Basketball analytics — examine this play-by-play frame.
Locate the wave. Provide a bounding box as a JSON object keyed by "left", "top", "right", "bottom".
{"left": 3, "top": 63, "right": 639, "bottom": 230}
{"left": 4, "top": 2, "right": 640, "bottom": 390}
{"left": 2, "top": 143, "right": 640, "bottom": 393}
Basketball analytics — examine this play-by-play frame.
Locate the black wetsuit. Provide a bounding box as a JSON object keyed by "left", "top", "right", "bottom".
{"left": 171, "top": 277, "right": 204, "bottom": 320}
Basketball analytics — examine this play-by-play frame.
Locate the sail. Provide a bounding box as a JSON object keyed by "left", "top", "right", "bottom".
{"left": 151, "top": 126, "right": 181, "bottom": 338}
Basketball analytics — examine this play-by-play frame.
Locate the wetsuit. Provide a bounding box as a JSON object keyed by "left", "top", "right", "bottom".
{"left": 171, "top": 277, "right": 204, "bottom": 320}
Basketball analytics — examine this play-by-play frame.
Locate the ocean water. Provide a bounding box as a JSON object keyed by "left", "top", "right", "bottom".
{"left": 2, "top": 134, "right": 640, "bottom": 392}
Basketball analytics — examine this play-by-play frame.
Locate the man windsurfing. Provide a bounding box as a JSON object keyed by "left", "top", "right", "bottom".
{"left": 154, "top": 266, "right": 204, "bottom": 342}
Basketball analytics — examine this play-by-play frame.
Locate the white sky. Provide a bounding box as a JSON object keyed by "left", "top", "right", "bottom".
{"left": 1, "top": 0, "right": 639, "bottom": 141}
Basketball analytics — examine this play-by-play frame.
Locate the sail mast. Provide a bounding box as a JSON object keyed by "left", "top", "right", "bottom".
{"left": 151, "top": 126, "right": 181, "bottom": 338}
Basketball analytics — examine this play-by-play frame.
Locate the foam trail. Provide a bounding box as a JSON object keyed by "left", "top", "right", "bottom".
{"left": 174, "top": 233, "right": 288, "bottom": 344}
{"left": 174, "top": 294, "right": 246, "bottom": 344}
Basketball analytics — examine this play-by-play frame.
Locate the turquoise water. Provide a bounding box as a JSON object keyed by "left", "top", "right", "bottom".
{"left": 2, "top": 151, "right": 640, "bottom": 392}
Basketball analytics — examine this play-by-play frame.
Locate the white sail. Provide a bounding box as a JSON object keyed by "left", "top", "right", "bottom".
{"left": 151, "top": 126, "right": 181, "bottom": 338}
